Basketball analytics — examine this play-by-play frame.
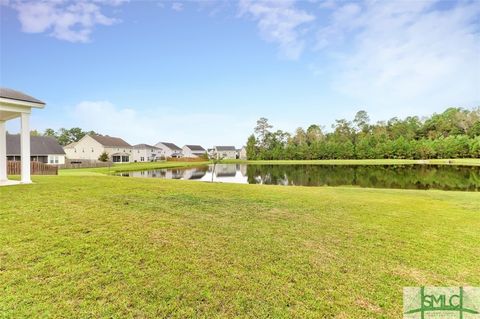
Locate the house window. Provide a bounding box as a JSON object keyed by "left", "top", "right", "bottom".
{"left": 140, "top": 157, "right": 144, "bottom": 161}
{"left": 122, "top": 156, "right": 129, "bottom": 162}
{"left": 49, "top": 156, "right": 59, "bottom": 164}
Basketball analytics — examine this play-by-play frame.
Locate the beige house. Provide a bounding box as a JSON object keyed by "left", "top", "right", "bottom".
{"left": 64, "top": 135, "right": 132, "bottom": 163}
{"left": 182, "top": 145, "right": 206, "bottom": 158}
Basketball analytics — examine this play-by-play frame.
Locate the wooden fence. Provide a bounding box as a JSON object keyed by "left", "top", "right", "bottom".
{"left": 60, "top": 159, "right": 113, "bottom": 169}
{"left": 7, "top": 161, "right": 58, "bottom": 175}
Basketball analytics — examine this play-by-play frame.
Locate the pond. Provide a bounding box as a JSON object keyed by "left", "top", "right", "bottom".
{"left": 119, "top": 164, "right": 480, "bottom": 191}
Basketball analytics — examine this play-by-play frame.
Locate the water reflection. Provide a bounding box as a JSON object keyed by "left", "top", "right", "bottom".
{"left": 119, "top": 164, "right": 480, "bottom": 191}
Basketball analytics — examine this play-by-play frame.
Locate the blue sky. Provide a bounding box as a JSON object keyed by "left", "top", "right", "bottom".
{"left": 1, "top": 0, "right": 479, "bottom": 147}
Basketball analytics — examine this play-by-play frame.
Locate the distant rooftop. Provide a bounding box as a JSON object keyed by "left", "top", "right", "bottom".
{"left": 215, "top": 146, "right": 236, "bottom": 151}
{"left": 90, "top": 135, "right": 131, "bottom": 148}
{"left": 0, "top": 87, "right": 45, "bottom": 105}
{"left": 184, "top": 144, "right": 206, "bottom": 152}
{"left": 158, "top": 142, "right": 182, "bottom": 151}
{"left": 133, "top": 143, "right": 160, "bottom": 150}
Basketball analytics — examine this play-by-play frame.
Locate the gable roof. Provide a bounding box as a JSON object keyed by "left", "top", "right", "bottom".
{"left": 215, "top": 146, "right": 236, "bottom": 151}
{"left": 6, "top": 134, "right": 65, "bottom": 155}
{"left": 64, "top": 141, "right": 78, "bottom": 149}
{"left": 89, "top": 135, "right": 131, "bottom": 147}
{"left": 184, "top": 144, "right": 206, "bottom": 152}
{"left": 157, "top": 142, "right": 182, "bottom": 151}
{"left": 133, "top": 143, "right": 160, "bottom": 150}
{"left": 0, "top": 87, "right": 45, "bottom": 105}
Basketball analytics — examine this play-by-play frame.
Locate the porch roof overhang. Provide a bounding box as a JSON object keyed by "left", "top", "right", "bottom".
{"left": 0, "top": 88, "right": 45, "bottom": 121}
{"left": 1, "top": 87, "right": 46, "bottom": 186}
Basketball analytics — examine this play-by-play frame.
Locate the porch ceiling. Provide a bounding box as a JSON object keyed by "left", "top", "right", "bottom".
{"left": 0, "top": 110, "right": 20, "bottom": 121}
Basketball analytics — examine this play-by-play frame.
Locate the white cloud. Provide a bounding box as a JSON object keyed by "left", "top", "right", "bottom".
{"left": 316, "top": 0, "right": 480, "bottom": 115}
{"left": 171, "top": 2, "right": 183, "bottom": 12}
{"left": 5, "top": 0, "right": 122, "bottom": 43}
{"left": 238, "top": 0, "right": 315, "bottom": 60}
{"left": 70, "top": 101, "right": 252, "bottom": 147}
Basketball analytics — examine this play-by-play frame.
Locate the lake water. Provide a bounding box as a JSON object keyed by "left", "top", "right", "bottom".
{"left": 119, "top": 164, "right": 480, "bottom": 191}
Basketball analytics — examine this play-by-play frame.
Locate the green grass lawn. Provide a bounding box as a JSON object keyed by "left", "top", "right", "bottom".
{"left": 1, "top": 173, "right": 479, "bottom": 318}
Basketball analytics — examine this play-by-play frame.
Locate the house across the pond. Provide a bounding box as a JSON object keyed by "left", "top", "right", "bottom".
{"left": 182, "top": 144, "right": 206, "bottom": 158}
{"left": 155, "top": 142, "right": 183, "bottom": 158}
{"left": 132, "top": 144, "right": 161, "bottom": 162}
{"left": 214, "top": 146, "right": 237, "bottom": 159}
{"left": 6, "top": 133, "right": 66, "bottom": 165}
{"left": 239, "top": 146, "right": 247, "bottom": 160}
{"left": 64, "top": 134, "right": 133, "bottom": 163}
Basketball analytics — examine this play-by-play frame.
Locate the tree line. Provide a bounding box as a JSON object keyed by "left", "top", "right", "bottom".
{"left": 31, "top": 127, "right": 98, "bottom": 146}
{"left": 246, "top": 107, "right": 480, "bottom": 160}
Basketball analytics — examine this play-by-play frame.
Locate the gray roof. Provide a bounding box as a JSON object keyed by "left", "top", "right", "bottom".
{"left": 90, "top": 135, "right": 131, "bottom": 147}
{"left": 0, "top": 87, "right": 45, "bottom": 105}
{"left": 133, "top": 143, "right": 160, "bottom": 150}
{"left": 158, "top": 142, "right": 182, "bottom": 151}
{"left": 6, "top": 134, "right": 65, "bottom": 155}
{"left": 184, "top": 144, "right": 206, "bottom": 152}
{"left": 215, "top": 146, "right": 236, "bottom": 151}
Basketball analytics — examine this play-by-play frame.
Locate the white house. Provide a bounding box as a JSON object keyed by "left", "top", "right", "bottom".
{"left": 154, "top": 142, "right": 182, "bottom": 158}
{"left": 214, "top": 146, "right": 237, "bottom": 159}
{"left": 7, "top": 134, "right": 66, "bottom": 165}
{"left": 132, "top": 144, "right": 161, "bottom": 162}
{"left": 182, "top": 145, "right": 206, "bottom": 158}
{"left": 1, "top": 87, "right": 45, "bottom": 186}
{"left": 64, "top": 134, "right": 133, "bottom": 163}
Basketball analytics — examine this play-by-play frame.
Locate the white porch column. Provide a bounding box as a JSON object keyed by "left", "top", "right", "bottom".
{"left": 20, "top": 112, "right": 31, "bottom": 184}
{"left": 0, "top": 120, "right": 7, "bottom": 182}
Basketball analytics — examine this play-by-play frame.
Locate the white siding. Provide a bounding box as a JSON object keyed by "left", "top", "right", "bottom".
{"left": 155, "top": 142, "right": 182, "bottom": 158}
{"left": 132, "top": 147, "right": 160, "bottom": 162}
{"left": 48, "top": 154, "right": 65, "bottom": 165}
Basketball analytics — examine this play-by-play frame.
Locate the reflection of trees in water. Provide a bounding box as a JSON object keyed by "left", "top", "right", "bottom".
{"left": 246, "top": 165, "right": 480, "bottom": 191}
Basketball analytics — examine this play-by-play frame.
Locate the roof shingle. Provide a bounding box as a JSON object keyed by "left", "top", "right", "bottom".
{"left": 6, "top": 134, "right": 65, "bottom": 155}
{"left": 185, "top": 144, "right": 206, "bottom": 152}
{"left": 215, "top": 146, "right": 236, "bottom": 151}
{"left": 158, "top": 142, "right": 182, "bottom": 151}
{"left": 133, "top": 144, "right": 160, "bottom": 150}
{"left": 90, "top": 135, "right": 131, "bottom": 147}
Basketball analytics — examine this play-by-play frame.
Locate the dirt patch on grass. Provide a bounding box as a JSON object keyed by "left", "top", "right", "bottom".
{"left": 392, "top": 264, "right": 435, "bottom": 284}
